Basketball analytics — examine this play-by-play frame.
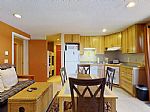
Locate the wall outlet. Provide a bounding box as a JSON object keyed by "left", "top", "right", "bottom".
{"left": 4, "top": 59, "right": 8, "bottom": 63}
{"left": 5, "top": 51, "right": 8, "bottom": 56}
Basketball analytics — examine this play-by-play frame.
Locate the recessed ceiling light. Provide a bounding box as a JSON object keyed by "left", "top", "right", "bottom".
{"left": 102, "top": 29, "right": 107, "bottom": 33}
{"left": 13, "top": 13, "right": 22, "bottom": 19}
{"left": 126, "top": 1, "right": 136, "bottom": 8}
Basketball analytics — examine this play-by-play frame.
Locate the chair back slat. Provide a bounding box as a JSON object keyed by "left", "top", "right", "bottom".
{"left": 77, "top": 64, "right": 90, "bottom": 74}
{"left": 69, "top": 78, "right": 106, "bottom": 112}
{"left": 105, "top": 67, "right": 115, "bottom": 90}
{"left": 60, "top": 67, "right": 67, "bottom": 86}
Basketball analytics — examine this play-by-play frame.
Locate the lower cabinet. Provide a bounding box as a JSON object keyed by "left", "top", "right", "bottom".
{"left": 120, "top": 66, "right": 135, "bottom": 96}
{"left": 90, "top": 65, "right": 105, "bottom": 78}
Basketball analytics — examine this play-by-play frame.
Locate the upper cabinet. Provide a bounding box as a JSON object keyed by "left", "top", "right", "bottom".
{"left": 104, "top": 32, "right": 122, "bottom": 50}
{"left": 80, "top": 36, "right": 104, "bottom": 54}
{"left": 122, "top": 24, "right": 145, "bottom": 53}
{"left": 122, "top": 30, "right": 128, "bottom": 53}
{"left": 64, "top": 34, "right": 80, "bottom": 43}
{"left": 80, "top": 36, "right": 86, "bottom": 54}
{"left": 92, "top": 36, "right": 105, "bottom": 54}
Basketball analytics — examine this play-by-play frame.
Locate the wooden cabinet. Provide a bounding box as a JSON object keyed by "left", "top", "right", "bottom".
{"left": 80, "top": 36, "right": 85, "bottom": 54}
{"left": 93, "top": 36, "right": 105, "bottom": 54}
{"left": 121, "top": 30, "right": 128, "bottom": 53}
{"left": 64, "top": 34, "right": 80, "bottom": 43}
{"left": 104, "top": 35, "right": 111, "bottom": 49}
{"left": 84, "top": 36, "right": 91, "bottom": 48}
{"left": 8, "top": 83, "right": 53, "bottom": 112}
{"left": 120, "top": 67, "right": 135, "bottom": 96}
{"left": 122, "top": 24, "right": 145, "bottom": 53}
{"left": 80, "top": 36, "right": 104, "bottom": 54}
{"left": 104, "top": 32, "right": 121, "bottom": 50}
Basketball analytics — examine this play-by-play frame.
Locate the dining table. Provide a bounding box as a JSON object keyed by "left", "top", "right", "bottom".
{"left": 57, "top": 74, "right": 118, "bottom": 112}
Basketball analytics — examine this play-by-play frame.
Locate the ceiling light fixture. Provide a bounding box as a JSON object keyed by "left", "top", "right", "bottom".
{"left": 13, "top": 13, "right": 22, "bottom": 19}
{"left": 102, "top": 28, "right": 107, "bottom": 33}
{"left": 126, "top": 1, "right": 136, "bottom": 8}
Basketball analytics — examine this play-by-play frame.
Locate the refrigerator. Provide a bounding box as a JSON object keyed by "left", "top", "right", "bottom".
{"left": 65, "top": 44, "right": 80, "bottom": 78}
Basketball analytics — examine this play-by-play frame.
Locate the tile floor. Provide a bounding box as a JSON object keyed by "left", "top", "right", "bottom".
{"left": 48, "top": 76, "right": 150, "bottom": 112}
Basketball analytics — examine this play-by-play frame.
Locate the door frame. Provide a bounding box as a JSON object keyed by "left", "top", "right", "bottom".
{"left": 12, "top": 32, "right": 30, "bottom": 74}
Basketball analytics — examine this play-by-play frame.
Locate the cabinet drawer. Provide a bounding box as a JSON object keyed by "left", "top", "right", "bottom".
{"left": 127, "top": 68, "right": 133, "bottom": 75}
{"left": 124, "top": 75, "right": 132, "bottom": 83}
{"left": 121, "top": 80, "right": 133, "bottom": 94}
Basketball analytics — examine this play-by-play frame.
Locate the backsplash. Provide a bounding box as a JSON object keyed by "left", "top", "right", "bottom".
{"left": 118, "top": 52, "right": 145, "bottom": 64}
{"left": 80, "top": 49, "right": 145, "bottom": 64}
{"left": 80, "top": 49, "right": 97, "bottom": 62}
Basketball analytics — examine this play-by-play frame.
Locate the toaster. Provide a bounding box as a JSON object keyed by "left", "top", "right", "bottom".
{"left": 112, "top": 59, "right": 120, "bottom": 64}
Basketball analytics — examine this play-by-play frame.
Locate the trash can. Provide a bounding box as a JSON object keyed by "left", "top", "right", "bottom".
{"left": 136, "top": 85, "right": 149, "bottom": 101}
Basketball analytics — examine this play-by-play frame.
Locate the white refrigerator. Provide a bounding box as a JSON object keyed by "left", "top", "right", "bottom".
{"left": 65, "top": 44, "right": 80, "bottom": 78}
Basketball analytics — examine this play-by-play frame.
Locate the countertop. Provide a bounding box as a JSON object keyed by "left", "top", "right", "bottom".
{"left": 79, "top": 62, "right": 145, "bottom": 68}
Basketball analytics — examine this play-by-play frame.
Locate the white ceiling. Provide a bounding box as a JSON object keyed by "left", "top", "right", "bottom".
{"left": 0, "top": 0, "right": 150, "bottom": 39}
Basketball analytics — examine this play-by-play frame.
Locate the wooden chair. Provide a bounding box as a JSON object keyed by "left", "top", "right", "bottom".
{"left": 69, "top": 77, "right": 106, "bottom": 112}
{"left": 60, "top": 67, "right": 67, "bottom": 86}
{"left": 77, "top": 64, "right": 90, "bottom": 74}
{"left": 60, "top": 67, "right": 72, "bottom": 111}
{"left": 105, "top": 67, "right": 115, "bottom": 91}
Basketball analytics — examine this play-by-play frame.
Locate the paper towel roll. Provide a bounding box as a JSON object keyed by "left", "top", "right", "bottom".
{"left": 97, "top": 58, "right": 100, "bottom": 64}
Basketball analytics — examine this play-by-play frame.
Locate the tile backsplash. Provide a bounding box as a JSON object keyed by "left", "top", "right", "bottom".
{"left": 80, "top": 50, "right": 145, "bottom": 64}
{"left": 118, "top": 52, "right": 145, "bottom": 64}
{"left": 80, "top": 49, "right": 97, "bottom": 62}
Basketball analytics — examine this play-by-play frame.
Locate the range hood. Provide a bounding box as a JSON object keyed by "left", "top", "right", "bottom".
{"left": 106, "top": 47, "right": 121, "bottom": 51}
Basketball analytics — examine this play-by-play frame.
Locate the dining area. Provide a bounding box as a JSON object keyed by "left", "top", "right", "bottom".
{"left": 57, "top": 64, "right": 118, "bottom": 112}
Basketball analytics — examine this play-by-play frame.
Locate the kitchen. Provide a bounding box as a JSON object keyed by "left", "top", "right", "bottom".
{"left": 62, "top": 23, "right": 146, "bottom": 97}
{"left": 1, "top": 1, "right": 150, "bottom": 112}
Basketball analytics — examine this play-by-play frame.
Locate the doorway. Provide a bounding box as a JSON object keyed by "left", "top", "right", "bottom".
{"left": 56, "top": 45, "right": 61, "bottom": 76}
{"left": 14, "top": 37, "right": 24, "bottom": 75}
{"left": 12, "top": 32, "right": 30, "bottom": 75}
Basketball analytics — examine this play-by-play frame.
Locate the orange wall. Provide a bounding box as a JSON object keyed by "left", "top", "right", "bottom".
{"left": 0, "top": 21, "right": 30, "bottom": 64}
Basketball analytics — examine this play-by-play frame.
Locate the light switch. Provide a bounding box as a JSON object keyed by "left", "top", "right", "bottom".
{"left": 4, "top": 59, "right": 8, "bottom": 63}
{"left": 5, "top": 51, "right": 8, "bottom": 56}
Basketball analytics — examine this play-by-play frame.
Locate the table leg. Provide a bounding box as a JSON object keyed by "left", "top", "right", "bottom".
{"left": 111, "top": 99, "right": 116, "bottom": 112}
{"left": 59, "top": 98, "right": 64, "bottom": 112}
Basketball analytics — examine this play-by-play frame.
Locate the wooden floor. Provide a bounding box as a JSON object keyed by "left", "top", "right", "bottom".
{"left": 47, "top": 76, "right": 62, "bottom": 97}
{"left": 47, "top": 76, "right": 61, "bottom": 83}
{"left": 48, "top": 75, "right": 150, "bottom": 112}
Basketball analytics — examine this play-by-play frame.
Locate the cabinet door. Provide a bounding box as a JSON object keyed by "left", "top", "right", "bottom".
{"left": 97, "top": 36, "right": 104, "bottom": 54}
{"left": 84, "top": 36, "right": 91, "bottom": 48}
{"left": 104, "top": 36, "right": 108, "bottom": 49}
{"left": 122, "top": 30, "right": 128, "bottom": 53}
{"left": 90, "top": 36, "right": 97, "bottom": 48}
{"left": 116, "top": 32, "right": 122, "bottom": 47}
{"left": 136, "top": 24, "right": 145, "bottom": 53}
{"left": 111, "top": 34, "right": 116, "bottom": 47}
{"left": 127, "top": 25, "right": 136, "bottom": 53}
{"left": 120, "top": 67, "right": 126, "bottom": 88}
{"left": 80, "top": 36, "right": 85, "bottom": 54}
{"left": 104, "top": 35, "right": 111, "bottom": 49}
{"left": 110, "top": 33, "right": 121, "bottom": 47}
{"left": 64, "top": 34, "right": 73, "bottom": 43}
{"left": 72, "top": 34, "right": 80, "bottom": 43}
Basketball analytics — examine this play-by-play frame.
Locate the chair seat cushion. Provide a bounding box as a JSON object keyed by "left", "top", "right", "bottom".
{"left": 0, "top": 80, "right": 34, "bottom": 103}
